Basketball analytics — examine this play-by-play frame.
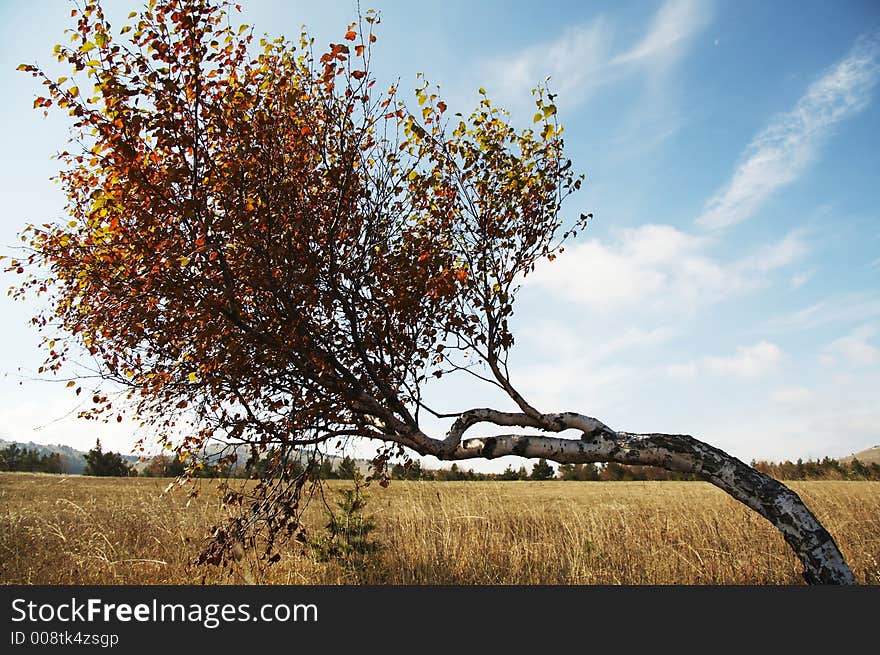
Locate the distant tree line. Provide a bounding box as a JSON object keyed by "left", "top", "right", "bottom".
{"left": 7, "top": 443, "right": 878, "bottom": 482}
{"left": 386, "top": 459, "right": 698, "bottom": 481}
{"left": 0, "top": 445, "right": 65, "bottom": 473}
{"left": 751, "top": 457, "right": 880, "bottom": 481}
{"left": 134, "top": 452, "right": 880, "bottom": 482}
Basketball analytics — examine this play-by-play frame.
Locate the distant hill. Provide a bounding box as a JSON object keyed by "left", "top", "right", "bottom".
{"left": 0, "top": 438, "right": 139, "bottom": 474}
{"left": 840, "top": 446, "right": 880, "bottom": 465}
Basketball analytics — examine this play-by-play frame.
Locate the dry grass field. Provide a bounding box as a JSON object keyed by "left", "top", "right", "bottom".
{"left": 1, "top": 472, "right": 878, "bottom": 585}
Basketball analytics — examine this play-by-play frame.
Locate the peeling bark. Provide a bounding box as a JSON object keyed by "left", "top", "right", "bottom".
{"left": 411, "top": 410, "right": 855, "bottom": 585}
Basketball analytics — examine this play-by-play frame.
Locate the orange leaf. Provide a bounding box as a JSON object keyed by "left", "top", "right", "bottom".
{"left": 344, "top": 30, "right": 356, "bottom": 41}
{"left": 355, "top": 44, "right": 365, "bottom": 56}
{"left": 351, "top": 70, "right": 366, "bottom": 80}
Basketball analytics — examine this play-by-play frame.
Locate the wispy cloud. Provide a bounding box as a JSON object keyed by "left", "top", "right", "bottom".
{"left": 766, "top": 293, "right": 880, "bottom": 332}
{"left": 481, "top": 0, "right": 710, "bottom": 111}
{"left": 741, "top": 228, "right": 811, "bottom": 272}
{"left": 483, "top": 19, "right": 613, "bottom": 110}
{"left": 697, "top": 32, "right": 880, "bottom": 230}
{"left": 789, "top": 270, "right": 815, "bottom": 290}
{"left": 613, "top": 0, "right": 710, "bottom": 68}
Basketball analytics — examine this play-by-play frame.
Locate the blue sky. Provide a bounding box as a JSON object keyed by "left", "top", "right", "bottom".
{"left": 1, "top": 0, "right": 878, "bottom": 470}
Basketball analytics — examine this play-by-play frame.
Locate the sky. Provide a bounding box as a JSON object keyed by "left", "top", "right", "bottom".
{"left": 0, "top": 0, "right": 878, "bottom": 472}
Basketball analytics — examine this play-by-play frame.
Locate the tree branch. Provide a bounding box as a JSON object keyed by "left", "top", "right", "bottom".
{"left": 423, "top": 412, "right": 855, "bottom": 585}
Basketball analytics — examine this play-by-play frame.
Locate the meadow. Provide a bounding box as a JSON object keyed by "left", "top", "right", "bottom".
{"left": 1, "top": 472, "right": 878, "bottom": 585}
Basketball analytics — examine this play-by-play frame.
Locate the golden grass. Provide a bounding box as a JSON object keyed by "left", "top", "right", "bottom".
{"left": 1, "top": 472, "right": 878, "bottom": 585}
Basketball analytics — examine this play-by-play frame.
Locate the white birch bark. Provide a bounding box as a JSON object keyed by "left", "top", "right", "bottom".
{"left": 402, "top": 409, "right": 856, "bottom": 585}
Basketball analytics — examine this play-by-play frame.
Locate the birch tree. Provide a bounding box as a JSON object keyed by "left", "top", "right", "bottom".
{"left": 9, "top": 0, "right": 855, "bottom": 584}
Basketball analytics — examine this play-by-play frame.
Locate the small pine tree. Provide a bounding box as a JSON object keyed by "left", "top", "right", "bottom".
{"left": 337, "top": 456, "right": 358, "bottom": 479}
{"left": 310, "top": 471, "right": 381, "bottom": 573}
{"left": 530, "top": 458, "right": 555, "bottom": 480}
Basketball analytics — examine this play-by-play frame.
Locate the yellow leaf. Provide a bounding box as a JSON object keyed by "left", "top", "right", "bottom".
{"left": 178, "top": 256, "right": 190, "bottom": 266}
{"left": 188, "top": 372, "right": 198, "bottom": 383}
{"left": 69, "top": 86, "right": 79, "bottom": 98}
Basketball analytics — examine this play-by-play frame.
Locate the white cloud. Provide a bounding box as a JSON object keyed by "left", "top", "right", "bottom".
{"left": 703, "top": 341, "right": 784, "bottom": 378}
{"left": 526, "top": 224, "right": 721, "bottom": 313}
{"left": 822, "top": 325, "right": 880, "bottom": 368}
{"left": 521, "top": 320, "right": 674, "bottom": 363}
{"left": 526, "top": 223, "right": 809, "bottom": 315}
{"left": 666, "top": 362, "right": 698, "bottom": 380}
{"left": 668, "top": 341, "right": 784, "bottom": 380}
{"left": 770, "top": 386, "right": 814, "bottom": 406}
{"left": 516, "top": 359, "right": 635, "bottom": 416}
{"left": 697, "top": 32, "right": 880, "bottom": 230}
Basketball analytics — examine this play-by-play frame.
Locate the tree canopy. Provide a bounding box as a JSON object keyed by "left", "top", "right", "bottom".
{"left": 7, "top": 0, "right": 855, "bottom": 584}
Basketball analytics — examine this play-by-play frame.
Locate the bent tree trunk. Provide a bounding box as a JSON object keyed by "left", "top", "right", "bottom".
{"left": 428, "top": 410, "right": 855, "bottom": 584}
